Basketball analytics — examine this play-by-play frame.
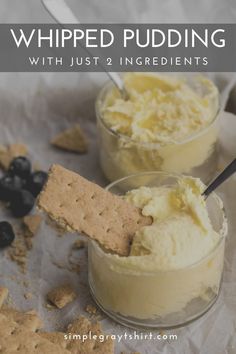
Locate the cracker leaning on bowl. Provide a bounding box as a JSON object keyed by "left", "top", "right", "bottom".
{"left": 38, "top": 164, "right": 152, "bottom": 256}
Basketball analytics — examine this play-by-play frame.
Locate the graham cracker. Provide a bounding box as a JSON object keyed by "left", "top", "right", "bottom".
{"left": 0, "top": 308, "right": 42, "bottom": 332}
{"left": 51, "top": 124, "right": 88, "bottom": 153}
{"left": 23, "top": 215, "right": 42, "bottom": 235}
{"left": 66, "top": 316, "right": 114, "bottom": 354}
{"left": 0, "top": 287, "right": 8, "bottom": 308}
{"left": 0, "top": 313, "right": 70, "bottom": 354}
{"left": 39, "top": 332, "right": 67, "bottom": 349}
{"left": 0, "top": 143, "right": 28, "bottom": 170}
{"left": 39, "top": 317, "right": 114, "bottom": 354}
{"left": 47, "top": 284, "right": 77, "bottom": 309}
{"left": 0, "top": 290, "right": 112, "bottom": 353}
{"left": 38, "top": 164, "right": 152, "bottom": 256}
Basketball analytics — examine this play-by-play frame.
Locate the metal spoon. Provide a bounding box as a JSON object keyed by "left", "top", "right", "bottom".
{"left": 41, "top": 0, "right": 128, "bottom": 98}
{"left": 203, "top": 158, "right": 236, "bottom": 198}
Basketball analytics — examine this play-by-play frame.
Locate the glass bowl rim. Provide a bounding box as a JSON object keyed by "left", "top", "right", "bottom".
{"left": 95, "top": 76, "right": 220, "bottom": 149}
{"left": 89, "top": 171, "right": 227, "bottom": 273}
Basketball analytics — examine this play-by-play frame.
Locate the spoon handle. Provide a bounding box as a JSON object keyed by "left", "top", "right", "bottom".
{"left": 42, "top": 0, "right": 126, "bottom": 95}
{"left": 203, "top": 158, "right": 236, "bottom": 198}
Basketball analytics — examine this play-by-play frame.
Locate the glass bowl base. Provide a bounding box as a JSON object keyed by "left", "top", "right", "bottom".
{"left": 89, "top": 280, "right": 221, "bottom": 330}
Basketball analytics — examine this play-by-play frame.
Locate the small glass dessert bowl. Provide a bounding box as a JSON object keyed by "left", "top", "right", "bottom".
{"left": 95, "top": 73, "right": 220, "bottom": 183}
{"left": 88, "top": 172, "right": 227, "bottom": 330}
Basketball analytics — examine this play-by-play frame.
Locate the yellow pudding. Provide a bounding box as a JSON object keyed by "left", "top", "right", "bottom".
{"left": 102, "top": 73, "right": 218, "bottom": 144}
{"left": 96, "top": 73, "right": 219, "bottom": 182}
{"left": 88, "top": 173, "right": 227, "bottom": 327}
{"left": 124, "top": 177, "right": 220, "bottom": 270}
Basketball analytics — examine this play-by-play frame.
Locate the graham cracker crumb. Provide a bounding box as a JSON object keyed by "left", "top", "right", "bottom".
{"left": 68, "top": 247, "right": 81, "bottom": 274}
{"left": 72, "top": 239, "right": 86, "bottom": 250}
{"left": 51, "top": 124, "right": 88, "bottom": 153}
{"left": 0, "top": 143, "right": 28, "bottom": 170}
{"left": 51, "top": 259, "right": 80, "bottom": 274}
{"left": 24, "top": 292, "right": 33, "bottom": 300}
{"left": 7, "top": 218, "right": 39, "bottom": 272}
{"left": 23, "top": 215, "right": 42, "bottom": 250}
{"left": 45, "top": 303, "right": 54, "bottom": 310}
{"left": 0, "top": 287, "right": 8, "bottom": 308}
{"left": 23, "top": 215, "right": 42, "bottom": 236}
{"left": 85, "top": 304, "right": 98, "bottom": 316}
{"left": 47, "top": 284, "right": 77, "bottom": 309}
{"left": 8, "top": 233, "right": 28, "bottom": 273}
{"left": 46, "top": 218, "right": 66, "bottom": 237}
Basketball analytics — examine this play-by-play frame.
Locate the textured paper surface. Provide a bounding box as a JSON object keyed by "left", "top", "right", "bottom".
{"left": 0, "top": 84, "right": 235, "bottom": 354}
{"left": 0, "top": 1, "right": 235, "bottom": 353}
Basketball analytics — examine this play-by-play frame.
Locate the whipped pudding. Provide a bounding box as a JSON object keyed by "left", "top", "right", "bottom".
{"left": 88, "top": 174, "right": 227, "bottom": 327}
{"left": 124, "top": 177, "right": 220, "bottom": 270}
{"left": 96, "top": 73, "right": 219, "bottom": 182}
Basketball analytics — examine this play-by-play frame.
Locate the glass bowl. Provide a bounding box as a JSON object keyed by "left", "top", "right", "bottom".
{"left": 95, "top": 75, "right": 220, "bottom": 183}
{"left": 88, "top": 172, "right": 227, "bottom": 330}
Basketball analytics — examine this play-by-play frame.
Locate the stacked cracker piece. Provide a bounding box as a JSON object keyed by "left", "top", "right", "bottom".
{"left": 0, "top": 287, "right": 114, "bottom": 354}
{"left": 0, "top": 286, "right": 68, "bottom": 354}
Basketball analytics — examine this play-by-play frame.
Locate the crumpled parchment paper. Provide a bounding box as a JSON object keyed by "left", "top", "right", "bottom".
{"left": 0, "top": 73, "right": 234, "bottom": 354}
{"left": 0, "top": 1, "right": 235, "bottom": 353}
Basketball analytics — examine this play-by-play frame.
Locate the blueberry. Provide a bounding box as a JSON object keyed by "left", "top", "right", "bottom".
{"left": 0, "top": 174, "right": 25, "bottom": 202}
{"left": 10, "top": 190, "right": 35, "bottom": 218}
{"left": 0, "top": 221, "right": 15, "bottom": 248}
{"left": 8, "top": 156, "right": 31, "bottom": 179}
{"left": 27, "top": 171, "right": 48, "bottom": 197}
